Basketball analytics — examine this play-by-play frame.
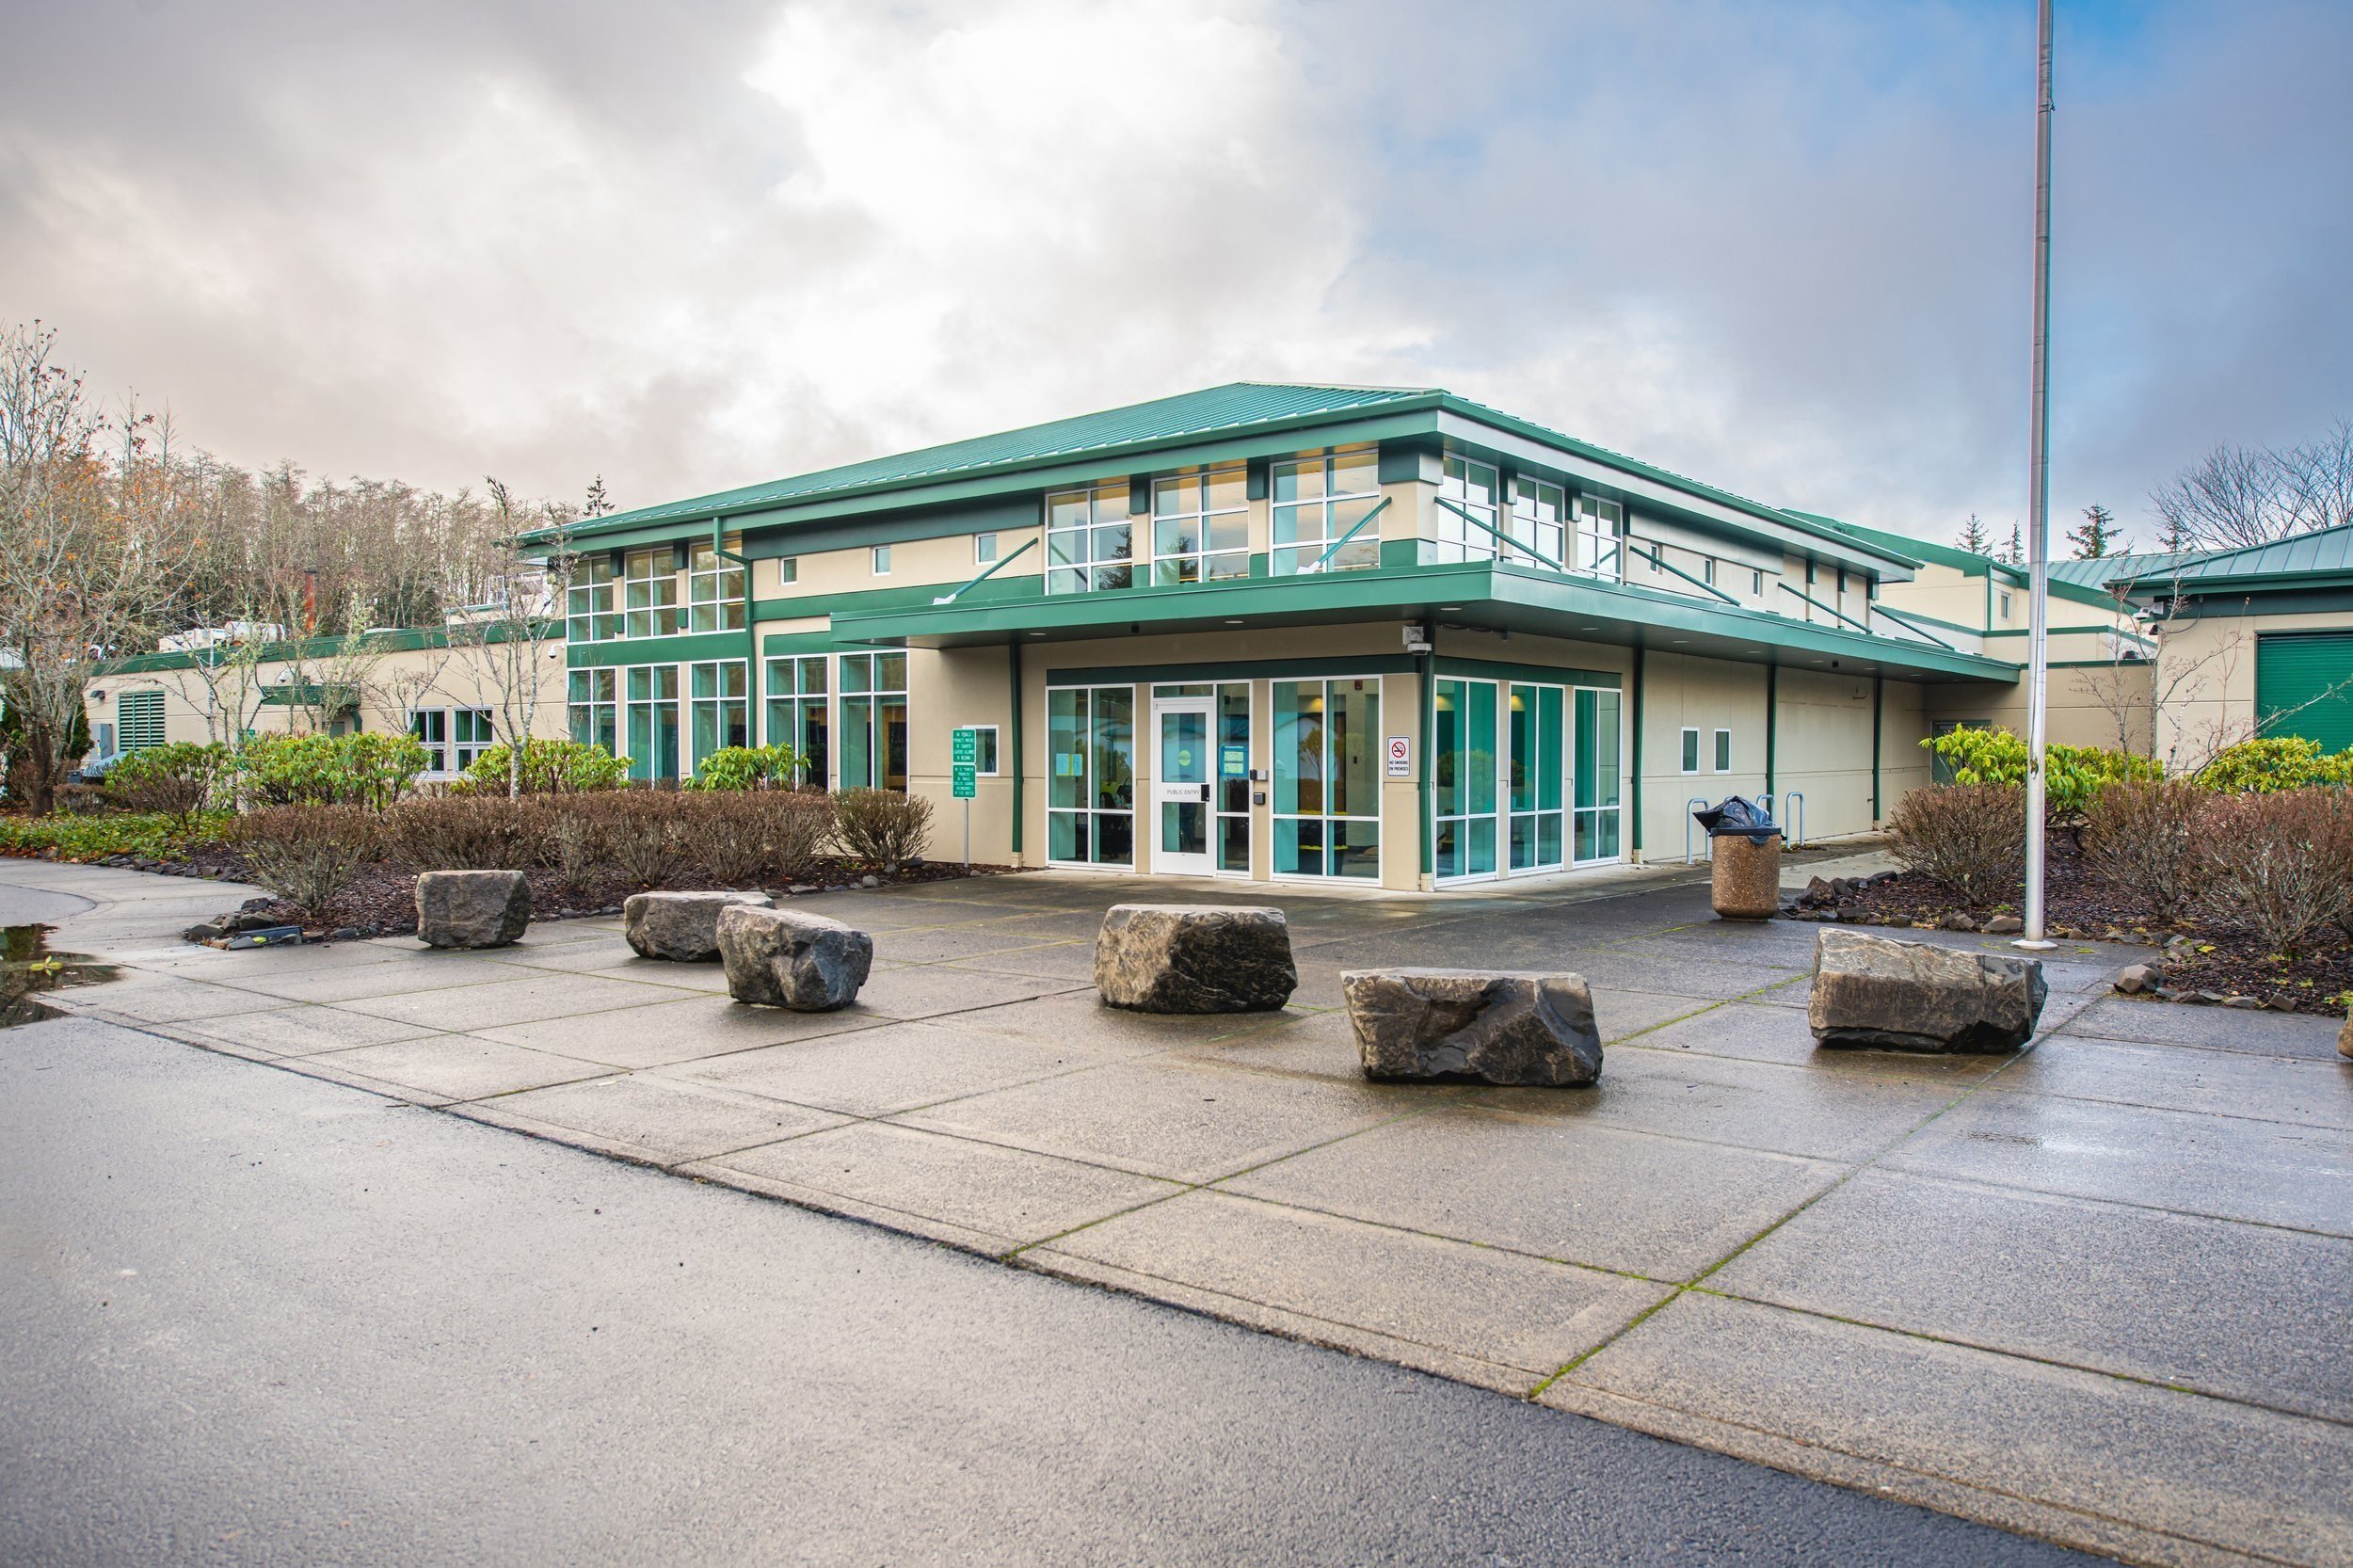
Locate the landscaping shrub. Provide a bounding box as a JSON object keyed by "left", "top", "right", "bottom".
{"left": 2196, "top": 787, "right": 2353, "bottom": 957}
{"left": 2083, "top": 778, "right": 2212, "bottom": 921}
{"left": 1886, "top": 783, "right": 2025, "bottom": 905}
{"left": 534, "top": 796, "right": 614, "bottom": 888}
{"left": 833, "top": 787, "right": 932, "bottom": 872}
{"left": 689, "top": 744, "right": 806, "bottom": 792}
{"left": 383, "top": 796, "right": 538, "bottom": 872}
{"left": 2197, "top": 736, "right": 2353, "bottom": 793}
{"left": 452, "top": 738, "right": 632, "bottom": 796}
{"left": 232, "top": 806, "right": 381, "bottom": 915}
{"left": 591, "top": 792, "right": 687, "bottom": 887}
{"left": 0, "top": 810, "right": 231, "bottom": 862}
{"left": 675, "top": 790, "right": 836, "bottom": 881}
{"left": 104, "top": 743, "right": 232, "bottom": 820}
{"left": 1921, "top": 727, "right": 2161, "bottom": 822}
{"left": 239, "top": 732, "right": 428, "bottom": 809}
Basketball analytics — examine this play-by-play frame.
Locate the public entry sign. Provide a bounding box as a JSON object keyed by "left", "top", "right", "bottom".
{"left": 951, "top": 727, "right": 978, "bottom": 799}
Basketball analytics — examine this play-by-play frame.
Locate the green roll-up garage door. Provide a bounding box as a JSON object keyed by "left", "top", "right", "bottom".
{"left": 2255, "top": 632, "right": 2353, "bottom": 750}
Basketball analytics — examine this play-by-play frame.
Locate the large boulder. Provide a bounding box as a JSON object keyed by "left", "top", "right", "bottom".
{"left": 1094, "top": 904, "right": 1297, "bottom": 1014}
{"left": 415, "top": 870, "right": 532, "bottom": 949}
{"left": 1345, "top": 968, "right": 1603, "bottom": 1087}
{"left": 716, "top": 904, "right": 872, "bottom": 1012}
{"left": 1809, "top": 929, "right": 2047, "bottom": 1053}
{"left": 624, "top": 890, "right": 775, "bottom": 962}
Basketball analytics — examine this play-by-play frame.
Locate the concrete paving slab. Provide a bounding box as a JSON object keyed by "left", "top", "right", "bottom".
{"left": 687, "top": 1120, "right": 1180, "bottom": 1253}
{"left": 1470, "top": 1048, "right": 1964, "bottom": 1161}
{"left": 334, "top": 972, "right": 688, "bottom": 1032}
{"left": 472, "top": 991, "right": 887, "bottom": 1068}
{"left": 453, "top": 1072, "right": 850, "bottom": 1166}
{"left": 851, "top": 963, "right": 1084, "bottom": 1020}
{"left": 1712, "top": 1167, "right": 2353, "bottom": 1423}
{"left": 1028, "top": 1189, "right": 1673, "bottom": 1394}
{"left": 1169, "top": 1008, "right": 1369, "bottom": 1082}
{"left": 872, "top": 921, "right": 1089, "bottom": 964}
{"left": 1552, "top": 1291, "right": 2353, "bottom": 1568}
{"left": 955, "top": 987, "right": 1299, "bottom": 1051}
{"left": 1987, "top": 1034, "right": 2353, "bottom": 1130}
{"left": 285, "top": 1034, "right": 608, "bottom": 1103}
{"left": 1588, "top": 985, "right": 1720, "bottom": 1042}
{"left": 171, "top": 1003, "right": 449, "bottom": 1060}
{"left": 938, "top": 942, "right": 1105, "bottom": 983}
{"left": 56, "top": 974, "right": 301, "bottom": 1026}
{"left": 1573, "top": 951, "right": 1808, "bottom": 1001}
{"left": 200, "top": 953, "right": 526, "bottom": 1005}
{"left": 2062, "top": 996, "right": 2349, "bottom": 1060}
{"left": 1623, "top": 999, "right": 2015, "bottom": 1083}
{"left": 898, "top": 1055, "right": 1445, "bottom": 1184}
{"left": 1882, "top": 1089, "right": 2353, "bottom": 1235}
{"left": 664, "top": 1019, "right": 1133, "bottom": 1118}
{"left": 1225, "top": 1107, "right": 1847, "bottom": 1280}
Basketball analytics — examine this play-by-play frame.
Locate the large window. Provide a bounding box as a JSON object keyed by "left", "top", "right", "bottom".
{"left": 1272, "top": 451, "right": 1381, "bottom": 576}
{"left": 839, "top": 651, "right": 907, "bottom": 792}
{"left": 1511, "top": 477, "right": 1568, "bottom": 568}
{"left": 568, "top": 668, "right": 618, "bottom": 757}
{"left": 1047, "top": 483, "right": 1134, "bottom": 594}
{"left": 1433, "top": 678, "right": 1572, "bottom": 880}
{"left": 412, "top": 707, "right": 494, "bottom": 775}
{"left": 686, "top": 541, "right": 746, "bottom": 633}
{"left": 688, "top": 661, "right": 749, "bottom": 775}
{"left": 763, "top": 655, "right": 829, "bottom": 785}
{"left": 623, "top": 549, "right": 680, "bottom": 639}
{"left": 1573, "top": 688, "right": 1624, "bottom": 861}
{"left": 1272, "top": 678, "right": 1380, "bottom": 878}
{"left": 1435, "top": 456, "right": 1501, "bottom": 564}
{"left": 1151, "top": 466, "right": 1250, "bottom": 585}
{"left": 1047, "top": 685, "right": 1134, "bottom": 866}
{"left": 566, "top": 555, "right": 618, "bottom": 643}
{"left": 1572, "top": 495, "right": 1624, "bottom": 580}
{"left": 625, "top": 664, "right": 681, "bottom": 781}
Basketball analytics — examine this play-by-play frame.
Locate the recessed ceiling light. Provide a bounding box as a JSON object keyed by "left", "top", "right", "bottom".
{"left": 1225, "top": 619, "right": 1243, "bottom": 625}
{"left": 1438, "top": 605, "right": 1463, "bottom": 611}
{"left": 1579, "top": 626, "right": 1600, "bottom": 632}
{"left": 1672, "top": 638, "right": 1689, "bottom": 644}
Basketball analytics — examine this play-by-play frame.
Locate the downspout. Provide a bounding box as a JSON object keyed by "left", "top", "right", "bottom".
{"left": 1765, "top": 662, "right": 1779, "bottom": 803}
{"left": 1871, "top": 674, "right": 1884, "bottom": 825}
{"left": 1417, "top": 648, "right": 1434, "bottom": 887}
{"left": 1630, "top": 644, "right": 1646, "bottom": 860}
{"left": 1008, "top": 637, "right": 1024, "bottom": 864}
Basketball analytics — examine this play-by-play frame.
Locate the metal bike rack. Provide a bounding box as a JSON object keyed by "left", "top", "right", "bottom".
{"left": 1783, "top": 791, "right": 1806, "bottom": 848}
{"left": 1684, "top": 798, "right": 1711, "bottom": 864}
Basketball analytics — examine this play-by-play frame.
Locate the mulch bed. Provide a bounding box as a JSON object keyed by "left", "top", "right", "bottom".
{"left": 56, "top": 849, "right": 1018, "bottom": 942}
{"left": 1785, "top": 840, "right": 2353, "bottom": 1016}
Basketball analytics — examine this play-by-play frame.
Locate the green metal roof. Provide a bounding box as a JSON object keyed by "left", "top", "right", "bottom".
{"left": 2044, "top": 551, "right": 2215, "bottom": 591}
{"left": 1791, "top": 511, "right": 2145, "bottom": 610}
{"left": 526, "top": 381, "right": 1922, "bottom": 571}
{"left": 2137, "top": 523, "right": 2353, "bottom": 590}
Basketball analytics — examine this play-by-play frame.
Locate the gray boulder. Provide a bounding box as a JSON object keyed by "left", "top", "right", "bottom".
{"left": 717, "top": 904, "right": 872, "bottom": 1011}
{"left": 624, "top": 889, "right": 775, "bottom": 962}
{"left": 2339, "top": 1008, "right": 2351, "bottom": 1061}
{"left": 1094, "top": 904, "right": 1297, "bottom": 1014}
{"left": 415, "top": 870, "right": 532, "bottom": 949}
{"left": 1809, "top": 929, "right": 2046, "bottom": 1053}
{"left": 1345, "top": 968, "right": 1603, "bottom": 1087}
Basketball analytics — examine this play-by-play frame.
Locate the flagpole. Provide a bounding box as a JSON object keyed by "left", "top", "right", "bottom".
{"left": 2019, "top": 0, "right": 2057, "bottom": 952}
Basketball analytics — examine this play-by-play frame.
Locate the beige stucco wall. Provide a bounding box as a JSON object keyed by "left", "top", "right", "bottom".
{"left": 1922, "top": 664, "right": 2153, "bottom": 757}
{"left": 2146, "top": 606, "right": 2352, "bottom": 770}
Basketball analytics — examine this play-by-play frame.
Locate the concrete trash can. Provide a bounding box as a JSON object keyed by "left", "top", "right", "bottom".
{"left": 1694, "top": 797, "right": 1783, "bottom": 920}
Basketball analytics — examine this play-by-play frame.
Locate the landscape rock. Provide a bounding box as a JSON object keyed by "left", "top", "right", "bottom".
{"left": 2339, "top": 1009, "right": 2352, "bottom": 1060}
{"left": 1983, "top": 914, "right": 2025, "bottom": 936}
{"left": 1809, "top": 929, "right": 2047, "bottom": 1053}
{"left": 858, "top": 874, "right": 880, "bottom": 888}
{"left": 1094, "top": 904, "right": 1297, "bottom": 1013}
{"left": 415, "top": 870, "right": 532, "bottom": 949}
{"left": 1346, "top": 968, "right": 1603, "bottom": 1087}
{"left": 1803, "top": 876, "right": 1834, "bottom": 904}
{"left": 1941, "top": 913, "right": 1977, "bottom": 933}
{"left": 717, "top": 904, "right": 872, "bottom": 1011}
{"left": 2222, "top": 995, "right": 2262, "bottom": 1010}
{"left": 623, "top": 889, "right": 775, "bottom": 962}
{"left": 2114, "top": 964, "right": 2161, "bottom": 995}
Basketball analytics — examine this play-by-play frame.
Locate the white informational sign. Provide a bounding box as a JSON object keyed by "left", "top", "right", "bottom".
{"left": 1385, "top": 735, "right": 1411, "bottom": 777}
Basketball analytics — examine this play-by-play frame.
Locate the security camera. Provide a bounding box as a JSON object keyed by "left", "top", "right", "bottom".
{"left": 546, "top": 646, "right": 561, "bottom": 660}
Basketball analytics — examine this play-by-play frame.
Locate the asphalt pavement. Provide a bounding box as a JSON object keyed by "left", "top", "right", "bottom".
{"left": 0, "top": 1007, "right": 2101, "bottom": 1568}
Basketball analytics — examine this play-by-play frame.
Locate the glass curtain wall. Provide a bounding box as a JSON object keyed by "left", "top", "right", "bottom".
{"left": 688, "top": 661, "right": 750, "bottom": 775}
{"left": 839, "top": 651, "right": 908, "bottom": 792}
{"left": 1272, "top": 451, "right": 1381, "bottom": 575}
{"left": 622, "top": 550, "right": 680, "bottom": 638}
{"left": 1151, "top": 467, "right": 1250, "bottom": 584}
{"left": 1510, "top": 478, "right": 1568, "bottom": 568}
{"left": 1435, "top": 456, "right": 1501, "bottom": 564}
{"left": 625, "top": 665, "right": 681, "bottom": 781}
{"left": 686, "top": 541, "right": 747, "bottom": 632}
{"left": 1047, "top": 483, "right": 1135, "bottom": 593}
{"left": 1047, "top": 686, "right": 1135, "bottom": 866}
{"left": 1435, "top": 677, "right": 1594, "bottom": 880}
{"left": 1272, "top": 678, "right": 1380, "bottom": 878}
{"left": 763, "top": 655, "right": 829, "bottom": 785}
{"left": 568, "top": 668, "right": 618, "bottom": 756}
{"left": 566, "top": 556, "right": 618, "bottom": 643}
{"left": 1573, "top": 688, "right": 1625, "bottom": 861}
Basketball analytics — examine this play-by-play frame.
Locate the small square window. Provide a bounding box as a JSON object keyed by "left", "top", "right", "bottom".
{"left": 1752, "top": 568, "right": 1764, "bottom": 595}
{"left": 974, "top": 533, "right": 999, "bottom": 565}
{"left": 970, "top": 725, "right": 1000, "bottom": 775}
{"left": 1999, "top": 591, "right": 2011, "bottom": 618}
{"left": 1680, "top": 728, "right": 1701, "bottom": 773}
{"left": 1714, "top": 728, "right": 1732, "bottom": 772}
{"left": 1836, "top": 568, "right": 1848, "bottom": 595}
{"left": 872, "top": 545, "right": 892, "bottom": 575}
{"left": 1703, "top": 557, "right": 1717, "bottom": 586}
{"left": 776, "top": 557, "right": 798, "bottom": 585}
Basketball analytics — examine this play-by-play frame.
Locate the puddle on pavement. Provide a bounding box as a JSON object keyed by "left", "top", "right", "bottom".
{"left": 0, "top": 924, "right": 120, "bottom": 1027}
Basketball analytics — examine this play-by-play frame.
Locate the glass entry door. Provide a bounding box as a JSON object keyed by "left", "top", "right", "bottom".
{"left": 1152, "top": 696, "right": 1215, "bottom": 876}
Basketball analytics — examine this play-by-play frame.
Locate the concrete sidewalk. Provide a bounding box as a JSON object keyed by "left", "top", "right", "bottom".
{"left": 12, "top": 857, "right": 2351, "bottom": 1567}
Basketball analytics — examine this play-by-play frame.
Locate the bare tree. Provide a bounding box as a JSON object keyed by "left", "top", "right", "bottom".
{"left": 442, "top": 478, "right": 572, "bottom": 796}
{"left": 0, "top": 324, "right": 198, "bottom": 811}
{"left": 2149, "top": 417, "right": 2353, "bottom": 551}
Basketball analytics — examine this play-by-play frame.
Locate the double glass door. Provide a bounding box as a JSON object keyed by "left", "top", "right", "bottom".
{"left": 1433, "top": 677, "right": 1621, "bottom": 880}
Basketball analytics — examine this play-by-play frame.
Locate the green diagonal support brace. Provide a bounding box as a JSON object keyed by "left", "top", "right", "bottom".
{"left": 1865, "top": 600, "right": 1960, "bottom": 652}
{"left": 1435, "top": 497, "right": 1562, "bottom": 571}
{"left": 1308, "top": 496, "right": 1391, "bottom": 571}
{"left": 1625, "top": 540, "right": 1740, "bottom": 604}
{"left": 933, "top": 536, "right": 1037, "bottom": 605}
{"left": 1777, "top": 581, "right": 1878, "bottom": 636}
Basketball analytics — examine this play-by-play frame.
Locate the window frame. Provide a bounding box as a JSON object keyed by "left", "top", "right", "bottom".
{"left": 1713, "top": 728, "right": 1732, "bottom": 773}
{"left": 621, "top": 549, "right": 681, "bottom": 639}
{"left": 973, "top": 533, "right": 999, "bottom": 565}
{"left": 1572, "top": 495, "right": 1624, "bottom": 580}
{"left": 1271, "top": 450, "right": 1382, "bottom": 577}
{"left": 685, "top": 538, "right": 747, "bottom": 634}
{"left": 1149, "top": 465, "right": 1250, "bottom": 586}
{"left": 1434, "top": 455, "right": 1502, "bottom": 565}
{"left": 1680, "top": 726, "right": 1702, "bottom": 774}
{"left": 1046, "top": 482, "right": 1137, "bottom": 594}
{"left": 871, "top": 544, "right": 892, "bottom": 576}
{"left": 967, "top": 723, "right": 1001, "bottom": 776}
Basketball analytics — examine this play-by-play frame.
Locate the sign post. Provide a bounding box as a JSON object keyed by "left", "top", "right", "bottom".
{"left": 951, "top": 727, "right": 978, "bottom": 868}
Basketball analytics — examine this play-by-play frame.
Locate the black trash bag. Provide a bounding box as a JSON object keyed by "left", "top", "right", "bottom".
{"left": 1692, "top": 795, "right": 1780, "bottom": 844}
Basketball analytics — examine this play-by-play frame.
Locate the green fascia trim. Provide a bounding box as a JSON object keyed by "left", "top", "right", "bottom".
{"left": 1047, "top": 655, "right": 1417, "bottom": 686}
{"left": 1433, "top": 656, "right": 1621, "bottom": 690}
{"left": 2146, "top": 586, "right": 2353, "bottom": 616}
{"left": 749, "top": 571, "right": 1040, "bottom": 625}
{"left": 109, "top": 620, "right": 552, "bottom": 675}
{"left": 2163, "top": 570, "right": 2353, "bottom": 597}
{"left": 759, "top": 631, "right": 883, "bottom": 657}
{"left": 567, "top": 632, "right": 753, "bottom": 670}
{"left": 1878, "top": 606, "right": 1984, "bottom": 637}
{"left": 2045, "top": 658, "right": 2153, "bottom": 669}
{"left": 1982, "top": 623, "right": 2127, "bottom": 638}
{"left": 828, "top": 559, "right": 2019, "bottom": 683}
{"left": 1795, "top": 512, "right": 1989, "bottom": 579}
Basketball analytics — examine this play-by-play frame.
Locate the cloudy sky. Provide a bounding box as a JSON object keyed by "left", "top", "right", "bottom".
{"left": 4, "top": 0, "right": 2348, "bottom": 550}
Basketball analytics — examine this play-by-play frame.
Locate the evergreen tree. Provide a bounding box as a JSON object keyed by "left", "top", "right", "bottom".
{"left": 2067, "top": 503, "right": 2117, "bottom": 559}
{"left": 2002, "top": 524, "right": 2025, "bottom": 565}
{"left": 2156, "top": 506, "right": 2196, "bottom": 555}
{"left": 1957, "top": 513, "right": 1991, "bottom": 555}
{"left": 584, "top": 474, "right": 613, "bottom": 518}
